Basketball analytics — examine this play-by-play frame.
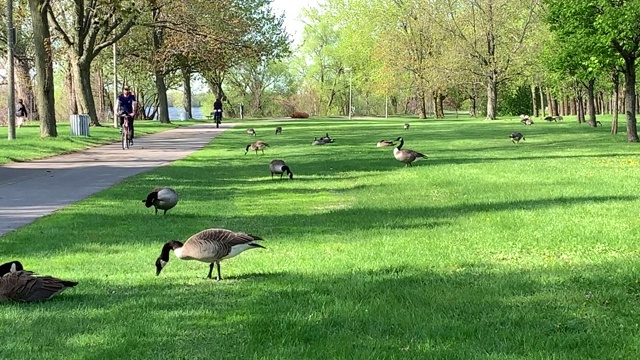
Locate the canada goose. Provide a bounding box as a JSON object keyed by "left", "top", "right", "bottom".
{"left": 319, "top": 133, "right": 335, "bottom": 143}
{"left": 376, "top": 140, "right": 395, "bottom": 147}
{"left": 520, "top": 115, "right": 534, "bottom": 126}
{"left": 312, "top": 137, "right": 326, "bottom": 146}
{"left": 155, "top": 228, "right": 265, "bottom": 281}
{"left": 142, "top": 187, "right": 179, "bottom": 215}
{"left": 0, "top": 260, "right": 23, "bottom": 276}
{"left": 0, "top": 261, "right": 78, "bottom": 302}
{"left": 247, "top": 128, "right": 256, "bottom": 136}
{"left": 403, "top": 123, "right": 410, "bottom": 130}
{"left": 275, "top": 126, "right": 282, "bottom": 135}
{"left": 269, "top": 160, "right": 293, "bottom": 179}
{"left": 393, "top": 137, "right": 426, "bottom": 167}
{"left": 245, "top": 141, "right": 270, "bottom": 155}
{"left": 554, "top": 115, "right": 563, "bottom": 121}
{"left": 544, "top": 116, "right": 556, "bottom": 122}
{"left": 510, "top": 132, "right": 525, "bottom": 144}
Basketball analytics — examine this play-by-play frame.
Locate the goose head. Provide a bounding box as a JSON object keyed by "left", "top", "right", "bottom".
{"left": 244, "top": 144, "right": 251, "bottom": 155}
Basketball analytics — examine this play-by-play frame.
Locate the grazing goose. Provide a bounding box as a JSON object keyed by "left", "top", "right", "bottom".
{"left": 269, "top": 159, "right": 293, "bottom": 179}
{"left": 376, "top": 140, "right": 395, "bottom": 147}
{"left": 403, "top": 123, "right": 410, "bottom": 130}
{"left": 275, "top": 126, "right": 282, "bottom": 135}
{"left": 311, "top": 137, "right": 326, "bottom": 146}
{"left": 509, "top": 132, "right": 525, "bottom": 144}
{"left": 393, "top": 137, "right": 426, "bottom": 167}
{"left": 544, "top": 116, "right": 556, "bottom": 122}
{"left": 0, "top": 261, "right": 78, "bottom": 302}
{"left": 143, "top": 187, "right": 179, "bottom": 215}
{"left": 155, "top": 228, "right": 265, "bottom": 281}
{"left": 245, "top": 141, "right": 270, "bottom": 155}
{"left": 319, "top": 133, "right": 335, "bottom": 143}
{"left": 247, "top": 128, "right": 257, "bottom": 136}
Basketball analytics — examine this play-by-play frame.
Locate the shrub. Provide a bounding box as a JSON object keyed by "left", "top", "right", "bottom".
{"left": 291, "top": 111, "right": 309, "bottom": 119}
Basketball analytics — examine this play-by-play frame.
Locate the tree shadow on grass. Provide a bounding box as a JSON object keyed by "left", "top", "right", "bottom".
{"left": 1, "top": 263, "right": 638, "bottom": 359}
{"left": 1, "top": 194, "right": 635, "bottom": 258}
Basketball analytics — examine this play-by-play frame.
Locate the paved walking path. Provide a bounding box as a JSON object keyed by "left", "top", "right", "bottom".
{"left": 0, "top": 122, "right": 237, "bottom": 237}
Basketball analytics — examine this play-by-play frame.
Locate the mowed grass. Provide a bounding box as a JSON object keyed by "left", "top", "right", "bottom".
{"left": 0, "top": 120, "right": 203, "bottom": 165}
{"left": 3, "top": 116, "right": 640, "bottom": 359}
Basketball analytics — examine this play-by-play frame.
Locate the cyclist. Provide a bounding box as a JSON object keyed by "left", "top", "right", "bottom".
{"left": 213, "top": 97, "right": 223, "bottom": 125}
{"left": 117, "top": 86, "right": 137, "bottom": 142}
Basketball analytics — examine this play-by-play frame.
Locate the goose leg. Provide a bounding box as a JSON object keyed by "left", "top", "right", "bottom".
{"left": 207, "top": 263, "right": 215, "bottom": 279}
{"left": 216, "top": 261, "right": 222, "bottom": 281}
{"left": 163, "top": 209, "right": 167, "bottom": 215}
{"left": 155, "top": 207, "right": 158, "bottom": 215}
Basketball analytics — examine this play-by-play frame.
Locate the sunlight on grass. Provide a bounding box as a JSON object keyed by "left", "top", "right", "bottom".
{"left": 3, "top": 116, "right": 640, "bottom": 359}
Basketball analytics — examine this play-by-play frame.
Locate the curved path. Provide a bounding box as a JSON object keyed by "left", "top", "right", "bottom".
{"left": 0, "top": 122, "right": 236, "bottom": 237}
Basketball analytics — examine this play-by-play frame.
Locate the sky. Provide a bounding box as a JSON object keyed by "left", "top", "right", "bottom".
{"left": 270, "top": 0, "right": 322, "bottom": 45}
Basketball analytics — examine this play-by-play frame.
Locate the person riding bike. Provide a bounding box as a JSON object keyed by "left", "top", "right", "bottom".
{"left": 117, "top": 86, "right": 137, "bottom": 142}
{"left": 213, "top": 97, "right": 223, "bottom": 126}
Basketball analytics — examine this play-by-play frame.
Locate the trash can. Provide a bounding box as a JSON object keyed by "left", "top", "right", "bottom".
{"left": 70, "top": 114, "right": 90, "bottom": 136}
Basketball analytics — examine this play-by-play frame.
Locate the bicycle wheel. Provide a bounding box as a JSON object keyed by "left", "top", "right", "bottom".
{"left": 123, "top": 127, "right": 130, "bottom": 149}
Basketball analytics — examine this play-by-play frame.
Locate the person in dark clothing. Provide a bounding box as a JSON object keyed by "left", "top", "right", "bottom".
{"left": 16, "top": 99, "right": 28, "bottom": 128}
{"left": 213, "top": 98, "right": 223, "bottom": 123}
{"left": 117, "top": 86, "right": 137, "bottom": 140}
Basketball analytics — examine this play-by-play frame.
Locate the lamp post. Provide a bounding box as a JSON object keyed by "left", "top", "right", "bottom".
{"left": 345, "top": 67, "right": 352, "bottom": 120}
{"left": 7, "top": 0, "right": 16, "bottom": 139}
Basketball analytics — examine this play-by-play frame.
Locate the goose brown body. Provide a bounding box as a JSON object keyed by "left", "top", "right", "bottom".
{"left": 245, "top": 141, "right": 270, "bottom": 155}
{"left": 0, "top": 262, "right": 78, "bottom": 302}
{"left": 155, "top": 228, "right": 266, "bottom": 281}
{"left": 376, "top": 140, "right": 395, "bottom": 147}
{"left": 269, "top": 159, "right": 293, "bottom": 179}
{"left": 393, "top": 137, "right": 426, "bottom": 166}
{"left": 143, "top": 187, "right": 179, "bottom": 215}
{"left": 311, "top": 137, "right": 326, "bottom": 145}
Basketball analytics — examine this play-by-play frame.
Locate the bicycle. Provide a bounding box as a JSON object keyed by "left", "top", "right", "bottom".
{"left": 120, "top": 114, "right": 133, "bottom": 150}
{"left": 213, "top": 109, "right": 222, "bottom": 128}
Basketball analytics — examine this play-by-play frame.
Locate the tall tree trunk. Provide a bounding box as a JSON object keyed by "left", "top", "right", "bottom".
{"left": 391, "top": 96, "right": 398, "bottom": 114}
{"left": 612, "top": 70, "right": 619, "bottom": 135}
{"left": 546, "top": 89, "right": 553, "bottom": 117}
{"left": 416, "top": 89, "right": 426, "bottom": 119}
{"left": 586, "top": 79, "right": 597, "bottom": 126}
{"left": 15, "top": 57, "right": 36, "bottom": 120}
{"left": 65, "top": 57, "right": 78, "bottom": 115}
{"left": 182, "top": 68, "right": 192, "bottom": 119}
{"left": 72, "top": 60, "right": 100, "bottom": 126}
{"left": 96, "top": 68, "right": 105, "bottom": 119}
{"left": 539, "top": 86, "right": 545, "bottom": 117}
{"left": 530, "top": 85, "right": 538, "bottom": 117}
{"left": 623, "top": 57, "right": 638, "bottom": 141}
{"left": 28, "top": 0, "right": 57, "bottom": 137}
{"left": 552, "top": 98, "right": 559, "bottom": 116}
{"left": 437, "top": 92, "right": 445, "bottom": 118}
{"left": 154, "top": 70, "right": 170, "bottom": 123}
{"left": 486, "top": 72, "right": 497, "bottom": 120}
{"left": 576, "top": 95, "right": 585, "bottom": 123}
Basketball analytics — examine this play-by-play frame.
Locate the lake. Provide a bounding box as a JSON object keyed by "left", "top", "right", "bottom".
{"left": 147, "top": 107, "right": 207, "bottom": 120}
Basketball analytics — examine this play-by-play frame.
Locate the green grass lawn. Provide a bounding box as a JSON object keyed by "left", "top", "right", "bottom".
{"left": 2, "top": 116, "right": 640, "bottom": 359}
{"left": 0, "top": 119, "right": 203, "bottom": 165}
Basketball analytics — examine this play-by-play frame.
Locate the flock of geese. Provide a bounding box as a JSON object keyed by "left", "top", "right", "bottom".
{"left": 0, "top": 121, "right": 432, "bottom": 303}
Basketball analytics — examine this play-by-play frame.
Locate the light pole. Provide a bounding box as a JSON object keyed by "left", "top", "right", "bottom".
{"left": 345, "top": 67, "right": 352, "bottom": 120}
{"left": 7, "top": 0, "right": 16, "bottom": 139}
